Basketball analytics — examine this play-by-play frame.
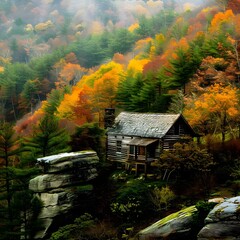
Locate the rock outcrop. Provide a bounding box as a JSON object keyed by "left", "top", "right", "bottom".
{"left": 137, "top": 196, "right": 240, "bottom": 240}
{"left": 29, "top": 151, "right": 99, "bottom": 239}
{"left": 198, "top": 196, "right": 240, "bottom": 240}
{"left": 136, "top": 205, "right": 197, "bottom": 240}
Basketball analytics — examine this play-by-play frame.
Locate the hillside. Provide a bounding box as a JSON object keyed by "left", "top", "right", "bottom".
{"left": 0, "top": 0, "right": 239, "bottom": 141}
{"left": 1, "top": 0, "right": 240, "bottom": 239}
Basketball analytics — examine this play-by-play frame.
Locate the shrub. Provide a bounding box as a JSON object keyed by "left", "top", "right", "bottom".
{"left": 110, "top": 177, "right": 165, "bottom": 223}
{"left": 110, "top": 197, "right": 142, "bottom": 223}
{"left": 50, "top": 213, "right": 95, "bottom": 240}
{"left": 150, "top": 185, "right": 175, "bottom": 211}
{"left": 190, "top": 201, "right": 217, "bottom": 237}
{"left": 50, "top": 213, "right": 118, "bottom": 240}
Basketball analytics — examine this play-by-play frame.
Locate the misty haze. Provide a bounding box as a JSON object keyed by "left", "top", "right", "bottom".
{"left": 0, "top": 0, "right": 240, "bottom": 240}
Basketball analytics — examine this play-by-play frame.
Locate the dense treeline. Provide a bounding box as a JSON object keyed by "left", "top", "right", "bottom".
{"left": 0, "top": 7, "right": 176, "bottom": 121}
{"left": 1, "top": 0, "right": 240, "bottom": 239}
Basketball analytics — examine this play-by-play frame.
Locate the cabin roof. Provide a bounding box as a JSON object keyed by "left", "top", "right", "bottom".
{"left": 107, "top": 112, "right": 186, "bottom": 138}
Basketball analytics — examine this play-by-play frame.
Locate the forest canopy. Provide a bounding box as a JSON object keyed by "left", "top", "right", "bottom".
{"left": 1, "top": 0, "right": 240, "bottom": 239}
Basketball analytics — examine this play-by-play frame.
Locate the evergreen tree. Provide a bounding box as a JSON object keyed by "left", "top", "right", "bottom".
{"left": 0, "top": 122, "right": 18, "bottom": 237}
{"left": 30, "top": 49, "right": 65, "bottom": 80}
{"left": 43, "top": 87, "right": 71, "bottom": 115}
{"left": 108, "top": 29, "right": 135, "bottom": 55}
{"left": 0, "top": 122, "right": 41, "bottom": 240}
{"left": 0, "top": 63, "right": 34, "bottom": 120}
{"left": 116, "top": 74, "right": 144, "bottom": 111}
{"left": 69, "top": 37, "right": 108, "bottom": 68}
{"left": 71, "top": 123, "right": 105, "bottom": 161}
{"left": 164, "top": 47, "right": 202, "bottom": 93}
{"left": 23, "top": 115, "right": 70, "bottom": 157}
{"left": 117, "top": 72, "right": 171, "bottom": 113}
{"left": 135, "top": 15, "right": 153, "bottom": 38}
{"left": 202, "top": 33, "right": 233, "bottom": 59}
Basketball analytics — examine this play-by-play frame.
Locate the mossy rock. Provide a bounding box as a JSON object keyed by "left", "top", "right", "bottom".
{"left": 137, "top": 206, "right": 197, "bottom": 240}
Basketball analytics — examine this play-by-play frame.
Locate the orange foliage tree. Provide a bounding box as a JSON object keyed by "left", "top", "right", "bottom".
{"left": 133, "top": 37, "right": 152, "bottom": 57}
{"left": 65, "top": 52, "right": 78, "bottom": 64}
{"left": 57, "top": 61, "right": 124, "bottom": 126}
{"left": 209, "top": 9, "right": 234, "bottom": 33}
{"left": 112, "top": 53, "right": 126, "bottom": 66}
{"left": 189, "top": 56, "right": 237, "bottom": 93}
{"left": 57, "top": 63, "right": 88, "bottom": 88}
{"left": 184, "top": 84, "right": 240, "bottom": 142}
{"left": 72, "top": 84, "right": 93, "bottom": 125}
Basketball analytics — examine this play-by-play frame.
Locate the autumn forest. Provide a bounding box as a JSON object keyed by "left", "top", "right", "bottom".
{"left": 1, "top": 0, "right": 240, "bottom": 239}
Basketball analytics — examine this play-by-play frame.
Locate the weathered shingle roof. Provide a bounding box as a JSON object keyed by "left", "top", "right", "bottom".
{"left": 107, "top": 112, "right": 181, "bottom": 138}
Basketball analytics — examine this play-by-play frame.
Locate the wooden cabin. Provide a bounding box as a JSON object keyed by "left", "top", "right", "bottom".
{"left": 106, "top": 112, "right": 198, "bottom": 174}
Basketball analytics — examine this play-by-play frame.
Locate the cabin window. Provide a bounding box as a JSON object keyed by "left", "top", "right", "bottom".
{"left": 116, "top": 141, "right": 122, "bottom": 153}
{"left": 138, "top": 146, "right": 145, "bottom": 155}
{"left": 129, "top": 145, "right": 134, "bottom": 154}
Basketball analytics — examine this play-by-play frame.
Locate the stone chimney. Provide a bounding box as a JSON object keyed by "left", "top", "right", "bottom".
{"left": 104, "top": 108, "right": 115, "bottom": 129}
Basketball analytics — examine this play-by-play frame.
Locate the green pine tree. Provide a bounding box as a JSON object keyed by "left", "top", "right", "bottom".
{"left": 0, "top": 122, "right": 19, "bottom": 228}
{"left": 164, "top": 46, "right": 202, "bottom": 93}
{"left": 23, "top": 115, "right": 71, "bottom": 157}
{"left": 0, "top": 122, "right": 41, "bottom": 240}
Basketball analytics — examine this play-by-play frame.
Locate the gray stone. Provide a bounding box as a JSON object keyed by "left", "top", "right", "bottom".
{"left": 34, "top": 218, "right": 53, "bottom": 240}
{"left": 137, "top": 205, "right": 197, "bottom": 240}
{"left": 198, "top": 222, "right": 240, "bottom": 240}
{"left": 37, "top": 151, "right": 98, "bottom": 165}
{"left": 206, "top": 196, "right": 240, "bottom": 223}
{"left": 29, "top": 174, "right": 73, "bottom": 192}
{"left": 29, "top": 151, "right": 99, "bottom": 239}
{"left": 197, "top": 196, "right": 240, "bottom": 240}
{"left": 46, "top": 156, "right": 99, "bottom": 173}
{"left": 39, "top": 193, "right": 59, "bottom": 207}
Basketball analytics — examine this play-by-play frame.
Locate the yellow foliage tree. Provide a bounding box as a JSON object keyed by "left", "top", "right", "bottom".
{"left": 128, "top": 23, "right": 139, "bottom": 33}
{"left": 90, "top": 62, "right": 124, "bottom": 125}
{"left": 24, "top": 24, "right": 34, "bottom": 32}
{"left": 184, "top": 84, "right": 240, "bottom": 142}
{"left": 78, "top": 61, "right": 124, "bottom": 88}
{"left": 149, "top": 33, "right": 166, "bottom": 59}
{"left": 0, "top": 56, "right": 12, "bottom": 66}
{"left": 35, "top": 20, "right": 54, "bottom": 32}
{"left": 56, "top": 86, "right": 81, "bottom": 120}
{"left": 127, "top": 58, "right": 150, "bottom": 77}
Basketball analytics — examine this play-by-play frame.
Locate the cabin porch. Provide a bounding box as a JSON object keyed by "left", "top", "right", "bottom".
{"left": 125, "top": 138, "right": 159, "bottom": 175}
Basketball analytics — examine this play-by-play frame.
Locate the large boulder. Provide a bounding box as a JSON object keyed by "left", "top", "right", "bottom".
{"left": 29, "top": 151, "right": 99, "bottom": 239}
{"left": 137, "top": 205, "right": 197, "bottom": 240}
{"left": 198, "top": 196, "right": 240, "bottom": 240}
{"left": 36, "top": 151, "right": 99, "bottom": 174}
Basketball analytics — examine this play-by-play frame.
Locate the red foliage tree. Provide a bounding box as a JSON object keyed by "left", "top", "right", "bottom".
{"left": 227, "top": 0, "right": 240, "bottom": 14}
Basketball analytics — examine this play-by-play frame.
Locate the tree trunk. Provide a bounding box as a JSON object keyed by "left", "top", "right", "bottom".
{"left": 11, "top": 97, "right": 17, "bottom": 121}
{"left": 221, "top": 112, "right": 227, "bottom": 143}
{"left": 5, "top": 150, "right": 13, "bottom": 225}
